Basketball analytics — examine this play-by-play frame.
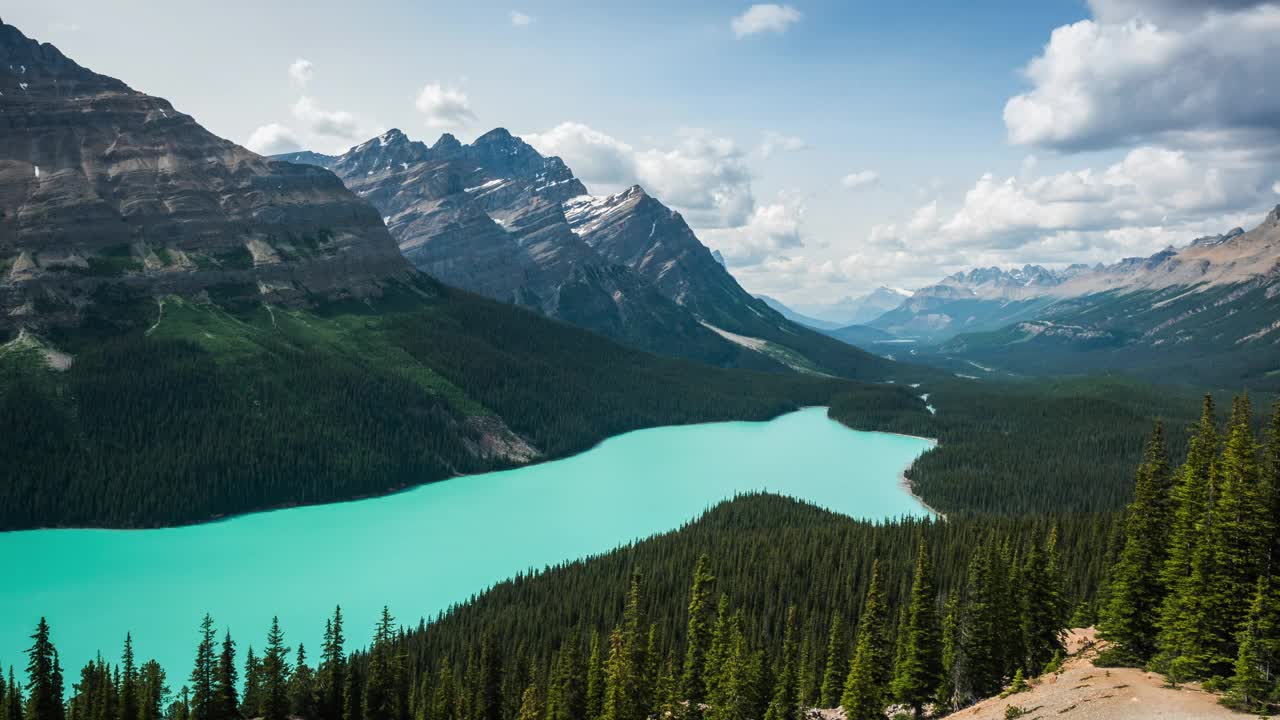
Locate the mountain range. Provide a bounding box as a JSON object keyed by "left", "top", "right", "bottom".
{"left": 874, "top": 218, "right": 1280, "bottom": 388}
{"left": 273, "top": 130, "right": 892, "bottom": 377}
{"left": 0, "top": 19, "right": 907, "bottom": 529}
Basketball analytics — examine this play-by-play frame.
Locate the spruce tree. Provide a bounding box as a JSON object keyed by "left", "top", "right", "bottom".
{"left": 1227, "top": 576, "right": 1280, "bottom": 712}
{"left": 260, "top": 618, "right": 291, "bottom": 720}
{"left": 138, "top": 660, "right": 167, "bottom": 720}
{"left": 6, "top": 666, "right": 24, "bottom": 720}
{"left": 1202, "top": 395, "right": 1267, "bottom": 674}
{"left": 365, "top": 609, "right": 401, "bottom": 720}
{"left": 318, "top": 609, "right": 345, "bottom": 720}
{"left": 763, "top": 607, "right": 799, "bottom": 720}
{"left": 25, "top": 619, "right": 64, "bottom": 720}
{"left": 1099, "top": 421, "right": 1173, "bottom": 663}
{"left": 241, "top": 647, "right": 262, "bottom": 720}
{"left": 817, "top": 614, "right": 847, "bottom": 708}
{"left": 584, "top": 631, "right": 604, "bottom": 720}
{"left": 430, "top": 665, "right": 456, "bottom": 720}
{"left": 473, "top": 629, "right": 501, "bottom": 720}
{"left": 1156, "top": 396, "right": 1219, "bottom": 670}
{"left": 841, "top": 561, "right": 891, "bottom": 720}
{"left": 289, "top": 645, "right": 316, "bottom": 720}
{"left": 1020, "top": 531, "right": 1064, "bottom": 674}
{"left": 952, "top": 544, "right": 1003, "bottom": 706}
{"left": 679, "top": 556, "right": 715, "bottom": 711}
{"left": 118, "top": 634, "right": 138, "bottom": 720}
{"left": 702, "top": 595, "right": 733, "bottom": 703}
{"left": 514, "top": 683, "right": 541, "bottom": 720}
{"left": 213, "top": 632, "right": 239, "bottom": 720}
{"left": 892, "top": 542, "right": 942, "bottom": 719}
{"left": 705, "top": 610, "right": 756, "bottom": 720}
{"left": 189, "top": 616, "right": 216, "bottom": 720}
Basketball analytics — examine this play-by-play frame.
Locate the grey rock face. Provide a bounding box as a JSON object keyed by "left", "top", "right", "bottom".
{"left": 294, "top": 128, "right": 794, "bottom": 367}
{"left": 0, "top": 21, "right": 411, "bottom": 330}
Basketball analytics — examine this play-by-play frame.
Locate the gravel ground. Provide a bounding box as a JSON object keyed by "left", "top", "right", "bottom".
{"left": 941, "top": 628, "right": 1266, "bottom": 720}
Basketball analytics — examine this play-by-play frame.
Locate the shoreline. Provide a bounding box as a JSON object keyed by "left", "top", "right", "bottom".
{"left": 899, "top": 437, "right": 945, "bottom": 520}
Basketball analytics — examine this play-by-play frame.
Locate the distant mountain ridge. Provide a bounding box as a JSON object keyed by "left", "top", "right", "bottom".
{"left": 276, "top": 129, "right": 895, "bottom": 378}
{"left": 896, "top": 211, "right": 1280, "bottom": 388}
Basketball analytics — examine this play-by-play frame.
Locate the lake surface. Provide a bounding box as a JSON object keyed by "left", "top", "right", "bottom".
{"left": 1, "top": 407, "right": 934, "bottom": 680}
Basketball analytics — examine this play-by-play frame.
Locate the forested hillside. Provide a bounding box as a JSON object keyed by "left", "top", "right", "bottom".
{"left": 828, "top": 376, "right": 1271, "bottom": 514}
{"left": 0, "top": 276, "right": 858, "bottom": 530}
{"left": 6, "top": 495, "right": 1115, "bottom": 720}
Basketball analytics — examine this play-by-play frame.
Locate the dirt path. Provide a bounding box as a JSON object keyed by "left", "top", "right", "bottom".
{"left": 942, "top": 628, "right": 1265, "bottom": 720}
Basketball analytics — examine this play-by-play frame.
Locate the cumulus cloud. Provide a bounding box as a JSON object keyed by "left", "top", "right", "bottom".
{"left": 701, "top": 195, "right": 805, "bottom": 266}
{"left": 759, "top": 132, "right": 806, "bottom": 157}
{"left": 510, "top": 10, "right": 533, "bottom": 26}
{"left": 731, "top": 4, "right": 801, "bottom": 37}
{"left": 246, "top": 123, "right": 302, "bottom": 155}
{"left": 415, "top": 83, "right": 476, "bottom": 129}
{"left": 841, "top": 170, "right": 879, "bottom": 189}
{"left": 288, "top": 58, "right": 313, "bottom": 86}
{"left": 1004, "top": 4, "right": 1280, "bottom": 151}
{"left": 525, "top": 123, "right": 756, "bottom": 227}
{"left": 291, "top": 96, "right": 363, "bottom": 140}
{"left": 525, "top": 122, "right": 636, "bottom": 185}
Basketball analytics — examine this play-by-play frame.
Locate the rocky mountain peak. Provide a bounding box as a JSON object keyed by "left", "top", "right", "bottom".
{"left": 432, "top": 132, "right": 462, "bottom": 153}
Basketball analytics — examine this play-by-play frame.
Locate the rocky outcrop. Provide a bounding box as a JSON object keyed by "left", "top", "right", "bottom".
{"left": 0, "top": 21, "right": 411, "bottom": 331}
{"left": 281, "top": 129, "right": 797, "bottom": 368}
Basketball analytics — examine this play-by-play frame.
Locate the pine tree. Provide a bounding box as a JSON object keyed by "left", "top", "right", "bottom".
{"left": 892, "top": 541, "right": 942, "bottom": 719}
{"left": 952, "top": 544, "right": 1003, "bottom": 707}
{"left": 763, "top": 607, "right": 799, "bottom": 720}
{"left": 702, "top": 595, "right": 733, "bottom": 704}
{"left": 260, "top": 618, "right": 291, "bottom": 720}
{"left": 842, "top": 561, "right": 891, "bottom": 720}
{"left": 1099, "top": 422, "right": 1174, "bottom": 663}
{"left": 213, "top": 632, "right": 239, "bottom": 720}
{"left": 189, "top": 617, "right": 217, "bottom": 720}
{"left": 429, "top": 665, "right": 456, "bottom": 720}
{"left": 1262, "top": 400, "right": 1280, "bottom": 577}
{"left": 289, "top": 645, "right": 316, "bottom": 720}
{"left": 115, "top": 635, "right": 137, "bottom": 720}
{"left": 473, "top": 629, "right": 501, "bottom": 720}
{"left": 1193, "top": 395, "right": 1268, "bottom": 677}
{"left": 1020, "top": 531, "right": 1065, "bottom": 673}
{"left": 241, "top": 647, "right": 262, "bottom": 720}
{"left": 1227, "top": 577, "right": 1280, "bottom": 712}
{"left": 817, "top": 614, "right": 847, "bottom": 708}
{"left": 6, "top": 666, "right": 23, "bottom": 720}
{"left": 584, "top": 631, "right": 604, "bottom": 720}
{"left": 705, "top": 610, "right": 756, "bottom": 720}
{"left": 318, "top": 609, "right": 345, "bottom": 720}
{"left": 365, "top": 609, "right": 401, "bottom": 720}
{"left": 514, "top": 682, "right": 541, "bottom": 720}
{"left": 138, "top": 660, "right": 167, "bottom": 720}
{"left": 679, "top": 556, "right": 715, "bottom": 711}
{"left": 25, "top": 618, "right": 64, "bottom": 720}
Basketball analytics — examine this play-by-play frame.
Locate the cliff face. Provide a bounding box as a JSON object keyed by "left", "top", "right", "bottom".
{"left": 0, "top": 21, "right": 410, "bottom": 331}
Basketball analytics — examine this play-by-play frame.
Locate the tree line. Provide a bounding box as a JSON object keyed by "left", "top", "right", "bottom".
{"left": 1099, "top": 394, "right": 1280, "bottom": 713}
{"left": 6, "top": 492, "right": 1115, "bottom": 720}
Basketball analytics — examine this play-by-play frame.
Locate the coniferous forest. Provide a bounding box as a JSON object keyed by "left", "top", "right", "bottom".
{"left": 7, "top": 394, "right": 1279, "bottom": 719}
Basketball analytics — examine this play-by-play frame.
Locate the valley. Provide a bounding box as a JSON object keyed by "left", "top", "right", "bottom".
{"left": 4, "top": 6, "right": 1280, "bottom": 720}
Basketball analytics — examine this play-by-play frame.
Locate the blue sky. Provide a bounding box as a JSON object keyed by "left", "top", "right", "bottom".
{"left": 10, "top": 1, "right": 1280, "bottom": 304}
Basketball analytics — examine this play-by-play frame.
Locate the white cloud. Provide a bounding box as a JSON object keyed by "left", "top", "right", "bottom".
{"left": 510, "top": 10, "right": 533, "bottom": 26}
{"left": 1273, "top": 180, "right": 1280, "bottom": 195}
{"left": 526, "top": 123, "right": 756, "bottom": 227}
{"left": 524, "top": 122, "right": 636, "bottom": 184}
{"left": 415, "top": 83, "right": 476, "bottom": 129}
{"left": 841, "top": 170, "right": 879, "bottom": 189}
{"left": 1004, "top": 5, "right": 1280, "bottom": 151}
{"left": 701, "top": 195, "right": 805, "bottom": 266}
{"left": 759, "top": 132, "right": 806, "bottom": 157}
{"left": 291, "top": 96, "right": 363, "bottom": 140}
{"left": 731, "top": 4, "right": 802, "bottom": 38}
{"left": 288, "top": 58, "right": 313, "bottom": 86}
{"left": 246, "top": 123, "right": 302, "bottom": 155}
{"left": 633, "top": 131, "right": 755, "bottom": 226}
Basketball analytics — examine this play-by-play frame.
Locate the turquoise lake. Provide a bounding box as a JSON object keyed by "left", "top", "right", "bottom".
{"left": 1, "top": 407, "right": 934, "bottom": 680}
